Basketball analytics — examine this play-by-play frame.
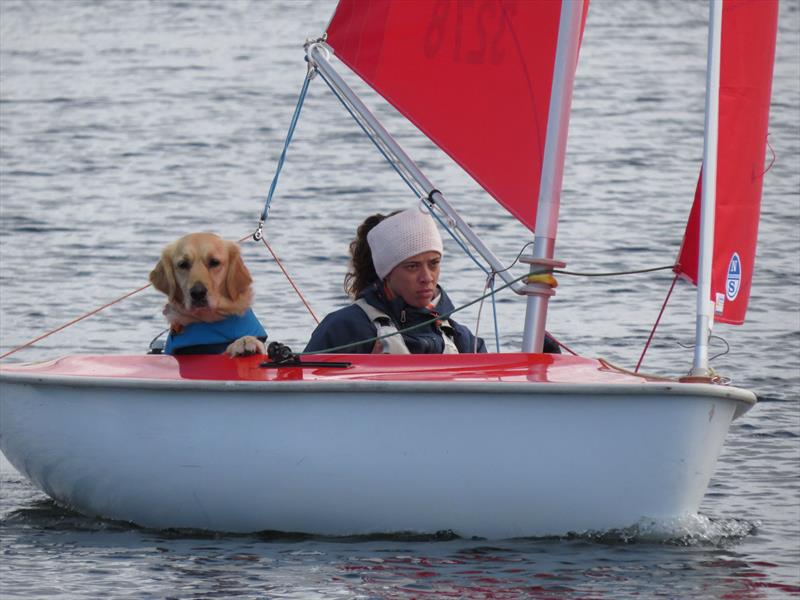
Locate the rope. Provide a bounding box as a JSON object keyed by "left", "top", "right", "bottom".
{"left": 241, "top": 67, "right": 319, "bottom": 325}
{"left": 425, "top": 200, "right": 491, "bottom": 276}
{"left": 554, "top": 265, "right": 676, "bottom": 277}
{"left": 305, "top": 261, "right": 655, "bottom": 355}
{"left": 489, "top": 275, "right": 500, "bottom": 352}
{"left": 422, "top": 202, "right": 501, "bottom": 351}
{"left": 635, "top": 271, "right": 679, "bottom": 373}
{"left": 0, "top": 283, "right": 153, "bottom": 361}
{"left": 599, "top": 358, "right": 675, "bottom": 382}
{"left": 315, "top": 68, "right": 424, "bottom": 199}
{"left": 253, "top": 68, "right": 313, "bottom": 241}
{"left": 313, "top": 70, "right": 503, "bottom": 349}
{"left": 472, "top": 273, "right": 501, "bottom": 353}
{"left": 258, "top": 236, "right": 319, "bottom": 324}
{"left": 497, "top": 242, "right": 534, "bottom": 275}
{"left": 248, "top": 232, "right": 319, "bottom": 323}
{"left": 677, "top": 334, "right": 730, "bottom": 362}
{"left": 1, "top": 77, "right": 321, "bottom": 361}
{"left": 473, "top": 274, "right": 490, "bottom": 352}
{"left": 0, "top": 252, "right": 678, "bottom": 361}
{"left": 0, "top": 233, "right": 318, "bottom": 360}
{"left": 304, "top": 271, "right": 536, "bottom": 355}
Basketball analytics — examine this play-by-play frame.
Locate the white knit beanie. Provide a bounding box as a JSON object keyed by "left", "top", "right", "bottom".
{"left": 367, "top": 207, "right": 444, "bottom": 280}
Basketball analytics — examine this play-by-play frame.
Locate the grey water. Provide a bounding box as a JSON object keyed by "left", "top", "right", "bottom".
{"left": 0, "top": 0, "right": 797, "bottom": 597}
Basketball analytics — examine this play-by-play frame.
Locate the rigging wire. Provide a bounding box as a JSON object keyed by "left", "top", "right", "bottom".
{"left": 553, "top": 264, "right": 676, "bottom": 277}
{"left": 421, "top": 202, "right": 501, "bottom": 350}
{"left": 708, "top": 335, "right": 731, "bottom": 362}
{"left": 234, "top": 64, "right": 321, "bottom": 325}
{"left": 677, "top": 334, "right": 730, "bottom": 362}
{"left": 0, "top": 282, "right": 153, "bottom": 361}
{"left": 1, "top": 47, "right": 691, "bottom": 364}
{"left": 258, "top": 236, "right": 319, "bottom": 324}
{"left": 305, "top": 260, "right": 681, "bottom": 355}
{"left": 244, "top": 232, "right": 318, "bottom": 324}
{"left": 304, "top": 271, "right": 537, "bottom": 355}
{"left": 315, "top": 68, "right": 425, "bottom": 199}
{"left": 305, "top": 47, "right": 685, "bottom": 359}
{"left": 488, "top": 275, "right": 501, "bottom": 352}
{"left": 473, "top": 273, "right": 496, "bottom": 352}
{"left": 254, "top": 67, "right": 314, "bottom": 241}
{"left": 424, "top": 202, "right": 492, "bottom": 276}
{"left": 303, "top": 260, "right": 663, "bottom": 356}
{"left": 635, "top": 271, "right": 679, "bottom": 373}
{"left": 0, "top": 234, "right": 321, "bottom": 361}
{"left": 495, "top": 242, "right": 535, "bottom": 275}
{"left": 0, "top": 250, "right": 680, "bottom": 362}
{"left": 315, "top": 68, "right": 503, "bottom": 349}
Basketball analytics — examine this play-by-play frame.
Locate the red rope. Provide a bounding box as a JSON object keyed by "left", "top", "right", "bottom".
{"left": 0, "top": 283, "right": 153, "bottom": 361}
{"left": 258, "top": 236, "right": 319, "bottom": 325}
{"left": 635, "top": 272, "right": 680, "bottom": 373}
{"left": 0, "top": 233, "right": 320, "bottom": 360}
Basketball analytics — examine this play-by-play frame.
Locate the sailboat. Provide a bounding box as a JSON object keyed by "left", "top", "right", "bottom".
{"left": 0, "top": 0, "right": 778, "bottom": 538}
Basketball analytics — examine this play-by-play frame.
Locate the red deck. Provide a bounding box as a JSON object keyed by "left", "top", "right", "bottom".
{"left": 0, "top": 353, "right": 669, "bottom": 385}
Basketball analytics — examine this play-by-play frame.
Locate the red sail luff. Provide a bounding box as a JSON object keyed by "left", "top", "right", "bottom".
{"left": 325, "top": 0, "right": 589, "bottom": 232}
{"left": 676, "top": 0, "right": 779, "bottom": 325}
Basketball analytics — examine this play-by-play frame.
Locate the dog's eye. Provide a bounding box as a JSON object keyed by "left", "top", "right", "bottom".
{"left": 208, "top": 258, "right": 221, "bottom": 268}
{"left": 177, "top": 260, "right": 190, "bottom": 270}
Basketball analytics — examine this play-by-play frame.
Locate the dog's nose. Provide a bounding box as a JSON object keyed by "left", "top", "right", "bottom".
{"left": 190, "top": 283, "right": 207, "bottom": 302}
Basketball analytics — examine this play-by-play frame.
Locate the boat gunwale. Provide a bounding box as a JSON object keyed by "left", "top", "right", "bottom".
{"left": 0, "top": 370, "right": 757, "bottom": 407}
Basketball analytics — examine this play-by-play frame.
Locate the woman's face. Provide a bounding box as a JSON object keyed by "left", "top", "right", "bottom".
{"left": 385, "top": 251, "right": 441, "bottom": 308}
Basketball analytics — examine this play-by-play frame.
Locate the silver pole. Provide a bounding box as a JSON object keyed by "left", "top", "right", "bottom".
{"left": 520, "top": 0, "right": 584, "bottom": 353}
{"left": 690, "top": 0, "right": 722, "bottom": 377}
{"left": 307, "top": 43, "right": 525, "bottom": 294}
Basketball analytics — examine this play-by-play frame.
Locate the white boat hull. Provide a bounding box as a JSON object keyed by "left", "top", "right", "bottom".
{"left": 0, "top": 367, "right": 754, "bottom": 538}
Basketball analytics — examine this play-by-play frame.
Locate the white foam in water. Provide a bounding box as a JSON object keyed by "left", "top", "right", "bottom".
{"left": 577, "top": 513, "right": 758, "bottom": 546}
{"left": 0, "top": 454, "right": 17, "bottom": 472}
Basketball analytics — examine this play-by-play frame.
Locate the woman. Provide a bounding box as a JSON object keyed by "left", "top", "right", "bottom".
{"left": 304, "top": 206, "right": 486, "bottom": 354}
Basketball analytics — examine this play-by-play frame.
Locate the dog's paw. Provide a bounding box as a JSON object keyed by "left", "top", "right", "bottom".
{"left": 225, "top": 336, "right": 267, "bottom": 357}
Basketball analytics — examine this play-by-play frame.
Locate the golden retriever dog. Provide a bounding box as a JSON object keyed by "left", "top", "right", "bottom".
{"left": 149, "top": 233, "right": 266, "bottom": 357}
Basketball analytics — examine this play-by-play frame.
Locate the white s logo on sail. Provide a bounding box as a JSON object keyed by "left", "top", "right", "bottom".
{"left": 726, "top": 253, "right": 742, "bottom": 301}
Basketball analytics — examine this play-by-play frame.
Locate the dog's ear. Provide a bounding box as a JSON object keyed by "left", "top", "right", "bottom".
{"left": 225, "top": 242, "right": 252, "bottom": 301}
{"left": 149, "top": 245, "right": 182, "bottom": 304}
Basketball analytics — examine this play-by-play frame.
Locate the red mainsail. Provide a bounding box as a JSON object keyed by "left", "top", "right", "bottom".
{"left": 676, "top": 0, "right": 778, "bottom": 325}
{"left": 325, "top": 0, "right": 589, "bottom": 232}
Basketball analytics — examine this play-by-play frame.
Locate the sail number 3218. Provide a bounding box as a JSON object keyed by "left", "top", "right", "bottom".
{"left": 424, "top": 0, "right": 518, "bottom": 64}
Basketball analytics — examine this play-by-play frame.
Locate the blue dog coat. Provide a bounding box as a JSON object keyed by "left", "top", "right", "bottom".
{"left": 164, "top": 308, "right": 267, "bottom": 355}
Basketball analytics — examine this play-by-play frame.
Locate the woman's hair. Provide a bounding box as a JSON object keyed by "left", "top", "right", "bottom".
{"left": 344, "top": 211, "right": 398, "bottom": 298}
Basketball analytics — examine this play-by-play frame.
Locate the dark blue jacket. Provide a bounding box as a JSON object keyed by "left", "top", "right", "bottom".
{"left": 304, "top": 285, "right": 486, "bottom": 354}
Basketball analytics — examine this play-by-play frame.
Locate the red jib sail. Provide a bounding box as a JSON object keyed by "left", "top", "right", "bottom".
{"left": 325, "top": 0, "right": 589, "bottom": 232}
{"left": 676, "top": 0, "right": 779, "bottom": 325}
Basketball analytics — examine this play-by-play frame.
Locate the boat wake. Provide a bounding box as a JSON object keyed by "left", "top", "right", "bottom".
{"left": 565, "top": 514, "right": 758, "bottom": 546}
{"left": 1, "top": 498, "right": 134, "bottom": 533}
{"left": 2, "top": 498, "right": 757, "bottom": 547}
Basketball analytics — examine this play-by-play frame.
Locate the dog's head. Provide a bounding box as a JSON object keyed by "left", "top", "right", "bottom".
{"left": 149, "top": 233, "right": 253, "bottom": 322}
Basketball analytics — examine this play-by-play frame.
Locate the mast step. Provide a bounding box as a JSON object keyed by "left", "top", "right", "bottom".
{"left": 519, "top": 257, "right": 566, "bottom": 269}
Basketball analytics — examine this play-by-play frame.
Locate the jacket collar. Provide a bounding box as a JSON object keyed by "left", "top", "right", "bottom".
{"left": 360, "top": 283, "right": 454, "bottom": 323}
